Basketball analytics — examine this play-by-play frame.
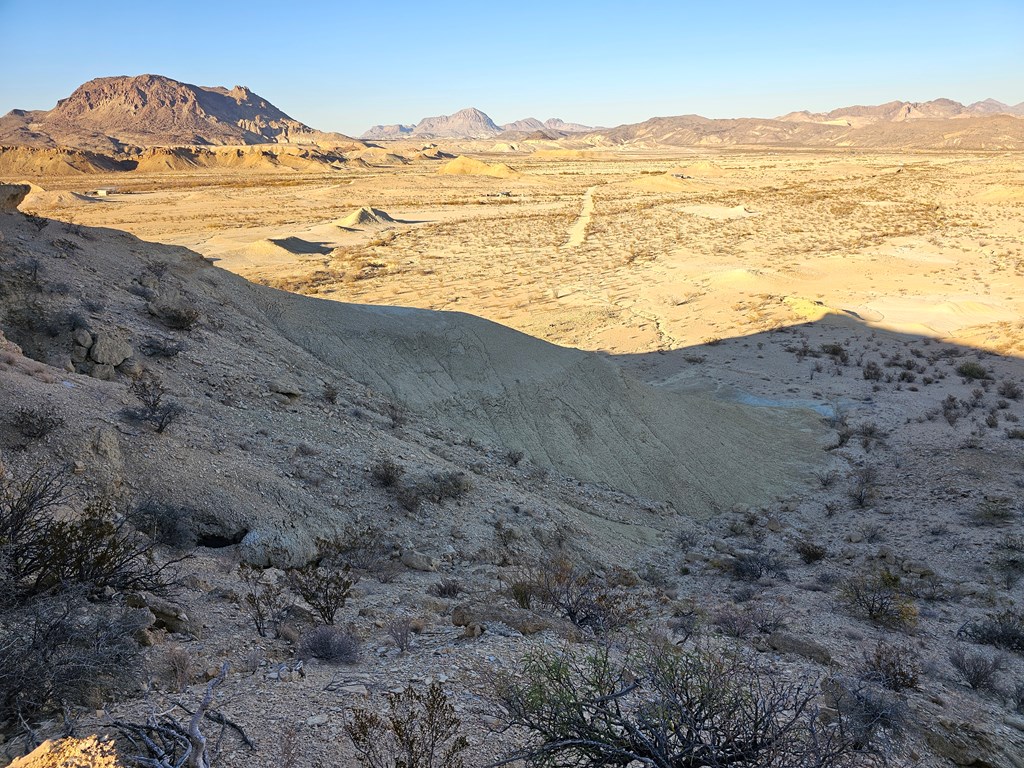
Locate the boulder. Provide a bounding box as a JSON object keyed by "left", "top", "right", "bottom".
{"left": 768, "top": 632, "right": 832, "bottom": 665}
{"left": 0, "top": 184, "right": 30, "bottom": 212}
{"left": 400, "top": 550, "right": 436, "bottom": 572}
{"left": 89, "top": 334, "right": 133, "bottom": 366}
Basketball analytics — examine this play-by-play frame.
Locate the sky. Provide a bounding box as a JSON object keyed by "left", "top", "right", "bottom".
{"left": 0, "top": 0, "right": 1021, "bottom": 135}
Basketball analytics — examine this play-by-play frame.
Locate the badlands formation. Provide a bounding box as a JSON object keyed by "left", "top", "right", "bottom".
{"left": 2, "top": 76, "right": 1024, "bottom": 767}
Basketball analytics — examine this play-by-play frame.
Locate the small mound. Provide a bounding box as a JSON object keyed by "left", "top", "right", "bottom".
{"left": 437, "top": 155, "right": 520, "bottom": 178}
{"left": 336, "top": 206, "right": 396, "bottom": 229}
{"left": 669, "top": 160, "right": 727, "bottom": 178}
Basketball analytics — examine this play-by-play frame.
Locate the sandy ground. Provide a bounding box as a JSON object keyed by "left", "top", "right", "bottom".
{"left": 19, "top": 149, "right": 1024, "bottom": 362}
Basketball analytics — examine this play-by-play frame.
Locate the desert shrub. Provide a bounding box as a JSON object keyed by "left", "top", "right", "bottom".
{"left": 346, "top": 683, "right": 468, "bottom": 768}
{"left": 428, "top": 578, "right": 463, "bottom": 599}
{"left": 821, "top": 343, "right": 849, "bottom": 364}
{"left": 970, "top": 496, "right": 1018, "bottom": 526}
{"left": 370, "top": 458, "right": 405, "bottom": 488}
{"left": 814, "top": 469, "right": 839, "bottom": 488}
{"left": 298, "top": 625, "right": 360, "bottom": 663}
{"left": 824, "top": 676, "right": 904, "bottom": 750}
{"left": 387, "top": 616, "right": 414, "bottom": 652}
{"left": 847, "top": 466, "right": 878, "bottom": 508}
{"left": 794, "top": 538, "right": 828, "bottom": 564}
{"left": 729, "top": 549, "right": 788, "bottom": 581}
{"left": 863, "top": 640, "right": 920, "bottom": 691}
{"left": 998, "top": 380, "right": 1023, "bottom": 400}
{"left": 420, "top": 471, "right": 472, "bottom": 502}
{"left": 959, "top": 610, "right": 1024, "bottom": 653}
{"left": 129, "top": 498, "right": 198, "bottom": 548}
{"left": 862, "top": 361, "right": 883, "bottom": 381}
{"left": 149, "top": 298, "right": 201, "bottom": 331}
{"left": 163, "top": 645, "right": 196, "bottom": 692}
{"left": 1, "top": 469, "right": 171, "bottom": 600}
{"left": 239, "top": 563, "right": 291, "bottom": 638}
{"left": 287, "top": 552, "right": 358, "bottom": 626}
{"left": 11, "top": 406, "right": 64, "bottom": 440}
{"left": 839, "top": 570, "right": 917, "bottom": 629}
{"left": 494, "top": 644, "right": 866, "bottom": 767}
{"left": 956, "top": 361, "right": 989, "bottom": 380}
{"left": 506, "top": 449, "right": 525, "bottom": 466}
{"left": 949, "top": 645, "right": 1006, "bottom": 692}
{"left": 0, "top": 592, "right": 144, "bottom": 722}
{"left": 124, "top": 373, "right": 185, "bottom": 433}
{"left": 138, "top": 335, "right": 187, "bottom": 358}
{"left": 28, "top": 498, "right": 172, "bottom": 597}
{"left": 530, "top": 557, "right": 638, "bottom": 633}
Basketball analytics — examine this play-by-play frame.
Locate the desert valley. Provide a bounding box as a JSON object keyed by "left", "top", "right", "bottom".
{"left": 1, "top": 71, "right": 1024, "bottom": 768}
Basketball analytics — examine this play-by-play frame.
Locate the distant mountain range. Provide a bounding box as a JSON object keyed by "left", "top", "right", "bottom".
{"left": 0, "top": 74, "right": 360, "bottom": 153}
{"left": 0, "top": 75, "right": 1021, "bottom": 154}
{"left": 361, "top": 108, "right": 594, "bottom": 140}
{"left": 776, "top": 97, "right": 1024, "bottom": 126}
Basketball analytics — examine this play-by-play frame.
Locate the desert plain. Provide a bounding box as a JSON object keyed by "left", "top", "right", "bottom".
{"left": 5, "top": 123, "right": 1024, "bottom": 766}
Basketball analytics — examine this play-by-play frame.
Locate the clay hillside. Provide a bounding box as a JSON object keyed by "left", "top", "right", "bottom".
{"left": 0, "top": 74, "right": 361, "bottom": 152}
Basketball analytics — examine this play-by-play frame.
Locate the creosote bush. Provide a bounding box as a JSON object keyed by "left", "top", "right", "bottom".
{"left": 956, "top": 360, "right": 989, "bottom": 380}
{"left": 12, "top": 406, "right": 64, "bottom": 440}
{"left": 0, "top": 592, "right": 145, "bottom": 723}
{"left": 959, "top": 609, "right": 1024, "bottom": 653}
{"left": 839, "top": 570, "right": 918, "bottom": 630}
{"left": 528, "top": 556, "right": 639, "bottom": 634}
{"left": 1, "top": 468, "right": 172, "bottom": 601}
{"left": 238, "top": 563, "right": 290, "bottom": 638}
{"left": 949, "top": 645, "right": 1006, "bottom": 692}
{"left": 287, "top": 544, "right": 358, "bottom": 625}
{"left": 346, "top": 683, "right": 468, "bottom": 768}
{"left": 863, "top": 640, "right": 920, "bottom": 691}
{"left": 124, "top": 373, "right": 185, "bottom": 433}
{"left": 493, "top": 643, "right": 869, "bottom": 767}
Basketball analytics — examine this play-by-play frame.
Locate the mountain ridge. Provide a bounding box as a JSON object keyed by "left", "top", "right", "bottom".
{"left": 0, "top": 74, "right": 361, "bottom": 152}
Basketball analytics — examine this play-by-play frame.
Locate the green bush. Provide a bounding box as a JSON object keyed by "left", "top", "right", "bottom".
{"left": 956, "top": 361, "right": 989, "bottom": 380}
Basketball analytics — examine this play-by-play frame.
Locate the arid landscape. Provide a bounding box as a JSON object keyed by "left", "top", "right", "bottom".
{"left": 2, "top": 69, "right": 1024, "bottom": 768}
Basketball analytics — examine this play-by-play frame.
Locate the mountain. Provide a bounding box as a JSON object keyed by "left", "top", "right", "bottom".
{"left": 361, "top": 109, "right": 593, "bottom": 140}
{"left": 589, "top": 103, "right": 1024, "bottom": 151}
{"left": 0, "top": 74, "right": 360, "bottom": 152}
{"left": 776, "top": 98, "right": 1024, "bottom": 127}
{"left": 501, "top": 117, "right": 594, "bottom": 135}
{"left": 362, "top": 108, "right": 503, "bottom": 140}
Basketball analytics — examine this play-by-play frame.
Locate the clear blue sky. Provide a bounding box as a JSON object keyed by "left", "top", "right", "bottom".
{"left": 1, "top": 0, "right": 1021, "bottom": 134}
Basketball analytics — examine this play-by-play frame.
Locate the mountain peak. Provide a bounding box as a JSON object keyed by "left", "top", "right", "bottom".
{"left": 1, "top": 74, "right": 357, "bottom": 151}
